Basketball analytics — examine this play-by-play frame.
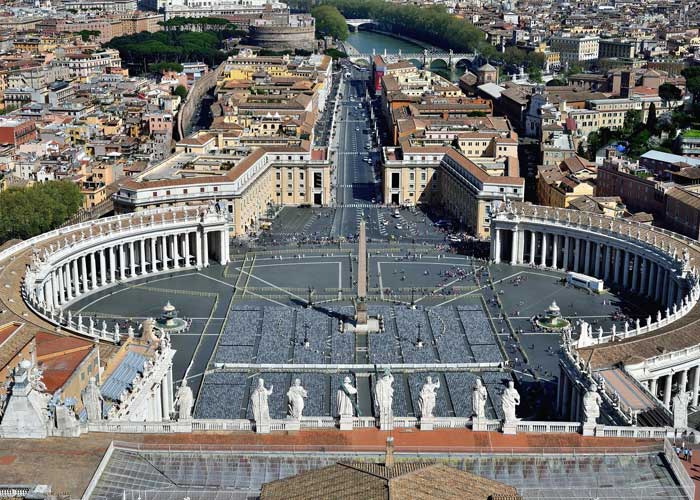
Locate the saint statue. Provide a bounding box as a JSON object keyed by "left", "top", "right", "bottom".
{"left": 374, "top": 368, "right": 394, "bottom": 419}
{"left": 175, "top": 379, "right": 194, "bottom": 421}
{"left": 286, "top": 378, "right": 307, "bottom": 420}
{"left": 250, "top": 378, "right": 273, "bottom": 425}
{"left": 336, "top": 376, "right": 357, "bottom": 418}
{"left": 582, "top": 383, "right": 601, "bottom": 425}
{"left": 472, "top": 378, "right": 487, "bottom": 419}
{"left": 502, "top": 381, "right": 520, "bottom": 423}
{"left": 418, "top": 376, "right": 440, "bottom": 418}
{"left": 82, "top": 376, "right": 103, "bottom": 421}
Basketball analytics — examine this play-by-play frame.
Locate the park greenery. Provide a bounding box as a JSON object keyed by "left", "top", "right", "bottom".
{"left": 174, "top": 85, "right": 188, "bottom": 99}
{"left": 312, "top": 5, "right": 349, "bottom": 41}
{"left": 149, "top": 62, "right": 184, "bottom": 73}
{"left": 0, "top": 181, "right": 83, "bottom": 243}
{"left": 107, "top": 29, "right": 241, "bottom": 74}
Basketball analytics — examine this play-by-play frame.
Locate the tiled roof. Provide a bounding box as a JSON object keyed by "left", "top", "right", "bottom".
{"left": 260, "top": 462, "right": 520, "bottom": 500}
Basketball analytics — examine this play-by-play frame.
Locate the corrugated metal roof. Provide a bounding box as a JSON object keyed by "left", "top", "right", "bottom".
{"left": 100, "top": 351, "right": 147, "bottom": 402}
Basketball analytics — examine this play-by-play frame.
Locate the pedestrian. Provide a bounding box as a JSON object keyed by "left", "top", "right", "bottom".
{"left": 689, "top": 449, "right": 693, "bottom": 463}
{"left": 685, "top": 448, "right": 690, "bottom": 461}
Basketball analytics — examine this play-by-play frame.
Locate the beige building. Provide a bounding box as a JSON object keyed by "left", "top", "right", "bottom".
{"left": 550, "top": 35, "right": 600, "bottom": 65}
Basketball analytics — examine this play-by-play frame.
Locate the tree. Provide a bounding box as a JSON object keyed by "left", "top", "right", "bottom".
{"left": 528, "top": 67, "right": 543, "bottom": 83}
{"left": 659, "top": 83, "right": 682, "bottom": 104}
{"left": 311, "top": 5, "right": 349, "bottom": 41}
{"left": 576, "top": 141, "right": 586, "bottom": 158}
{"left": 624, "top": 109, "right": 642, "bottom": 134}
{"left": 174, "top": 85, "right": 188, "bottom": 99}
{"left": 0, "top": 181, "right": 83, "bottom": 243}
{"left": 149, "top": 62, "right": 184, "bottom": 73}
{"left": 646, "top": 102, "right": 657, "bottom": 131}
{"left": 74, "top": 30, "right": 101, "bottom": 42}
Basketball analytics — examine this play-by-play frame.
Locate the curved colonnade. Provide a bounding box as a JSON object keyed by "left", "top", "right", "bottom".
{"left": 14, "top": 205, "right": 231, "bottom": 341}
{"left": 491, "top": 201, "right": 700, "bottom": 409}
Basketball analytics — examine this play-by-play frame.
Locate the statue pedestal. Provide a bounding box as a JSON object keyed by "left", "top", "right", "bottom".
{"left": 379, "top": 415, "right": 393, "bottom": 431}
{"left": 255, "top": 420, "right": 270, "bottom": 434}
{"left": 472, "top": 417, "right": 489, "bottom": 432}
{"left": 285, "top": 419, "right": 301, "bottom": 431}
{"left": 420, "top": 417, "right": 434, "bottom": 431}
{"left": 339, "top": 415, "right": 353, "bottom": 431}
{"left": 582, "top": 422, "right": 596, "bottom": 437}
{"left": 502, "top": 420, "right": 517, "bottom": 435}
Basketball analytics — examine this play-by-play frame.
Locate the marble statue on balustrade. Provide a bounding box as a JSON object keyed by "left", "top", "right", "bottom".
{"left": 251, "top": 378, "right": 273, "bottom": 433}
{"left": 374, "top": 368, "right": 394, "bottom": 430}
{"left": 82, "top": 376, "right": 103, "bottom": 421}
{"left": 502, "top": 381, "right": 520, "bottom": 423}
{"left": 582, "top": 383, "right": 602, "bottom": 425}
{"left": 673, "top": 391, "right": 689, "bottom": 429}
{"left": 473, "top": 378, "right": 488, "bottom": 419}
{"left": 418, "top": 376, "right": 440, "bottom": 419}
{"left": 175, "top": 379, "right": 194, "bottom": 421}
{"left": 286, "top": 378, "right": 307, "bottom": 420}
{"left": 336, "top": 376, "right": 358, "bottom": 422}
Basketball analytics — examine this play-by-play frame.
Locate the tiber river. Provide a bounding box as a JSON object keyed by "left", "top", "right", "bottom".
{"left": 345, "top": 29, "right": 466, "bottom": 81}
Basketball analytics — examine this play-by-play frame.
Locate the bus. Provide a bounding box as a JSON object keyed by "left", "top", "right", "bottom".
{"left": 566, "top": 271, "right": 604, "bottom": 293}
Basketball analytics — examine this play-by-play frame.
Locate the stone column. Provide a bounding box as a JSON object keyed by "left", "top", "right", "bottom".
{"left": 140, "top": 238, "right": 146, "bottom": 275}
{"left": 640, "top": 258, "right": 648, "bottom": 295}
{"left": 604, "top": 245, "right": 612, "bottom": 282}
{"left": 647, "top": 261, "right": 656, "bottom": 298}
{"left": 99, "top": 249, "right": 106, "bottom": 286}
{"left": 184, "top": 233, "right": 191, "bottom": 267}
{"left": 664, "top": 373, "right": 672, "bottom": 408}
{"left": 493, "top": 228, "right": 501, "bottom": 264}
{"left": 650, "top": 377, "right": 658, "bottom": 398}
{"left": 196, "top": 231, "right": 203, "bottom": 268}
{"left": 203, "top": 231, "right": 209, "bottom": 266}
{"left": 510, "top": 229, "right": 519, "bottom": 265}
{"left": 129, "top": 241, "right": 136, "bottom": 277}
{"left": 562, "top": 236, "right": 570, "bottom": 271}
{"left": 110, "top": 246, "right": 116, "bottom": 283}
{"left": 584, "top": 240, "right": 591, "bottom": 275}
{"left": 622, "top": 251, "right": 630, "bottom": 288}
{"left": 631, "top": 254, "right": 639, "bottom": 293}
{"left": 166, "top": 366, "right": 174, "bottom": 415}
{"left": 88, "top": 252, "right": 96, "bottom": 289}
{"left": 573, "top": 238, "right": 580, "bottom": 272}
{"left": 655, "top": 266, "right": 664, "bottom": 302}
{"left": 51, "top": 271, "right": 60, "bottom": 307}
{"left": 57, "top": 266, "right": 65, "bottom": 304}
{"left": 119, "top": 244, "right": 126, "bottom": 280}
{"left": 160, "top": 381, "right": 169, "bottom": 420}
{"left": 161, "top": 235, "right": 168, "bottom": 270}
{"left": 552, "top": 233, "right": 559, "bottom": 269}
{"left": 220, "top": 229, "right": 229, "bottom": 265}
{"left": 151, "top": 237, "right": 157, "bottom": 272}
{"left": 613, "top": 248, "right": 622, "bottom": 285}
{"left": 173, "top": 234, "right": 180, "bottom": 269}
{"left": 72, "top": 259, "right": 80, "bottom": 297}
{"left": 680, "top": 369, "right": 689, "bottom": 395}
{"left": 692, "top": 366, "right": 700, "bottom": 408}
{"left": 540, "top": 232, "right": 547, "bottom": 267}
{"left": 61, "top": 262, "right": 73, "bottom": 300}
{"left": 529, "top": 230, "right": 536, "bottom": 265}
{"left": 594, "top": 243, "right": 602, "bottom": 277}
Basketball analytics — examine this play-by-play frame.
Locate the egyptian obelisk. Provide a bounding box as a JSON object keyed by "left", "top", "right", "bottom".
{"left": 355, "top": 218, "right": 368, "bottom": 324}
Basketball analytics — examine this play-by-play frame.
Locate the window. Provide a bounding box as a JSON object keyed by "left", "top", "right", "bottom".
{"left": 213, "top": 187, "right": 218, "bottom": 192}
{"left": 166, "top": 190, "right": 171, "bottom": 195}
{"left": 152, "top": 191, "right": 157, "bottom": 197}
{"left": 200, "top": 188, "right": 205, "bottom": 193}
{"left": 287, "top": 172, "right": 293, "bottom": 180}
{"left": 183, "top": 189, "right": 188, "bottom": 194}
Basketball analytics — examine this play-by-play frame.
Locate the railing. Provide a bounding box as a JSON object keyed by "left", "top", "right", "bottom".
{"left": 595, "top": 425, "right": 670, "bottom": 439}
{"left": 515, "top": 421, "right": 582, "bottom": 434}
{"left": 111, "top": 439, "right": 665, "bottom": 457}
{"left": 211, "top": 362, "right": 503, "bottom": 371}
